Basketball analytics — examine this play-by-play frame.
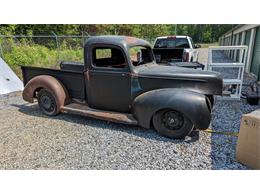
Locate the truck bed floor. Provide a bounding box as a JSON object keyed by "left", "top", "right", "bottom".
{"left": 61, "top": 103, "right": 138, "bottom": 125}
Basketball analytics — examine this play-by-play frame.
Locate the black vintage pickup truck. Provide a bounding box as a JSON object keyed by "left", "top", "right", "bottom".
{"left": 21, "top": 36, "right": 223, "bottom": 139}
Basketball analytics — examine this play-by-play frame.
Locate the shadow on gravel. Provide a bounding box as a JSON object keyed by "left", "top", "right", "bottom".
{"left": 12, "top": 103, "right": 199, "bottom": 144}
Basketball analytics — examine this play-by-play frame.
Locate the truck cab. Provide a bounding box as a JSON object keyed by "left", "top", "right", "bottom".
{"left": 22, "top": 36, "right": 222, "bottom": 139}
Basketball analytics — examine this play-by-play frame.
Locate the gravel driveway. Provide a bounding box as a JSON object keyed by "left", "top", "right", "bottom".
{"left": 0, "top": 48, "right": 259, "bottom": 170}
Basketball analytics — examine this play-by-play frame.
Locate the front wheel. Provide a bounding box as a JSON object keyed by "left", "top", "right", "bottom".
{"left": 37, "top": 89, "right": 59, "bottom": 116}
{"left": 152, "top": 109, "right": 194, "bottom": 139}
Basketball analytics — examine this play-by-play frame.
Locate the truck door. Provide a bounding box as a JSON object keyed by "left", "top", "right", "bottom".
{"left": 85, "top": 45, "right": 131, "bottom": 113}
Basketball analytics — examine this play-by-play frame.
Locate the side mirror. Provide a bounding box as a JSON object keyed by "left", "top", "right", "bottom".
{"left": 194, "top": 44, "right": 201, "bottom": 49}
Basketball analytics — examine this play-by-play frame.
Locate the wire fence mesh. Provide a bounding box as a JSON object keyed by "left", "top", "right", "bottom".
{"left": 0, "top": 34, "right": 155, "bottom": 62}
{"left": 0, "top": 34, "right": 155, "bottom": 78}
{"left": 0, "top": 34, "right": 92, "bottom": 77}
{"left": 0, "top": 34, "right": 90, "bottom": 61}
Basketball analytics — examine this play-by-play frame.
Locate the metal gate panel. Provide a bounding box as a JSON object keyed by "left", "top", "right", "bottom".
{"left": 245, "top": 30, "right": 251, "bottom": 46}
{"left": 251, "top": 27, "right": 260, "bottom": 80}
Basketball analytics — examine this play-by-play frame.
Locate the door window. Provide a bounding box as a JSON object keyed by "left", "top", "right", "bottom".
{"left": 129, "top": 46, "right": 154, "bottom": 66}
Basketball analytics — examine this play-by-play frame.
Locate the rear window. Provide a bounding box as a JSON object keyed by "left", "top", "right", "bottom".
{"left": 92, "top": 47, "right": 126, "bottom": 68}
{"left": 154, "top": 38, "right": 190, "bottom": 48}
{"left": 95, "top": 48, "right": 112, "bottom": 59}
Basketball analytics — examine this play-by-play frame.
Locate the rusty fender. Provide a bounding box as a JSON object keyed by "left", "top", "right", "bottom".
{"left": 22, "top": 75, "right": 70, "bottom": 110}
{"left": 132, "top": 88, "right": 211, "bottom": 130}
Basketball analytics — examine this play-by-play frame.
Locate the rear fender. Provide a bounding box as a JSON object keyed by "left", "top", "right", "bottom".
{"left": 132, "top": 88, "right": 211, "bottom": 130}
{"left": 22, "top": 75, "right": 70, "bottom": 110}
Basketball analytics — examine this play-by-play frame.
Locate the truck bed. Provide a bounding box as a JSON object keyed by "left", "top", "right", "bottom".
{"left": 153, "top": 48, "right": 184, "bottom": 63}
{"left": 21, "top": 66, "right": 86, "bottom": 100}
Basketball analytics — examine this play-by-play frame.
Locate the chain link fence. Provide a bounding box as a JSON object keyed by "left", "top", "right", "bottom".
{"left": 0, "top": 34, "right": 91, "bottom": 77}
{"left": 0, "top": 34, "right": 155, "bottom": 61}
{"left": 0, "top": 34, "right": 90, "bottom": 62}
{"left": 0, "top": 34, "right": 155, "bottom": 78}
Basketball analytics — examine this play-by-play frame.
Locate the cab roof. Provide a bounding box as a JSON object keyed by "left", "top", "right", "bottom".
{"left": 85, "top": 35, "right": 151, "bottom": 49}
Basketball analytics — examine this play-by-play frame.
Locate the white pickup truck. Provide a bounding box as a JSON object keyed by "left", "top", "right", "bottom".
{"left": 153, "top": 35, "right": 200, "bottom": 63}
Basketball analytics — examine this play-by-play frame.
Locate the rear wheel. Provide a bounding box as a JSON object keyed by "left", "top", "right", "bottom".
{"left": 152, "top": 109, "right": 194, "bottom": 139}
{"left": 37, "top": 89, "right": 59, "bottom": 116}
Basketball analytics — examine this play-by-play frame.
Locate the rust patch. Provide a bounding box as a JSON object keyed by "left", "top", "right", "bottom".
{"left": 124, "top": 36, "right": 138, "bottom": 44}
{"left": 22, "top": 75, "right": 70, "bottom": 111}
{"left": 130, "top": 73, "right": 139, "bottom": 78}
{"left": 85, "top": 70, "right": 90, "bottom": 81}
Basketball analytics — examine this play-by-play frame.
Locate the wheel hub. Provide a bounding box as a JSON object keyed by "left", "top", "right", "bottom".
{"left": 40, "top": 93, "right": 55, "bottom": 112}
{"left": 41, "top": 95, "right": 51, "bottom": 109}
{"left": 161, "top": 111, "right": 184, "bottom": 130}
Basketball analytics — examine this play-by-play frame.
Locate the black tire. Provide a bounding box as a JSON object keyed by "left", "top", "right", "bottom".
{"left": 152, "top": 109, "right": 194, "bottom": 139}
{"left": 37, "top": 89, "right": 59, "bottom": 116}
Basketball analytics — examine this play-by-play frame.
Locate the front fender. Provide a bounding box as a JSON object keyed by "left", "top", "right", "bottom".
{"left": 132, "top": 88, "right": 211, "bottom": 130}
{"left": 22, "top": 75, "right": 70, "bottom": 109}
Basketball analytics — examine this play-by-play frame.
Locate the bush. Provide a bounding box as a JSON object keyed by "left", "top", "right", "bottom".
{"left": 59, "top": 49, "right": 83, "bottom": 62}
{"left": 2, "top": 43, "right": 83, "bottom": 78}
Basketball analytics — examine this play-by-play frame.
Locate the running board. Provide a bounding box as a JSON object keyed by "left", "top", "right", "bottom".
{"left": 61, "top": 103, "right": 138, "bottom": 125}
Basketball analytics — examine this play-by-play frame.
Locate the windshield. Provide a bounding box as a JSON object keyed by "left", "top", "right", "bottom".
{"left": 154, "top": 38, "right": 190, "bottom": 48}
{"left": 129, "top": 46, "right": 154, "bottom": 67}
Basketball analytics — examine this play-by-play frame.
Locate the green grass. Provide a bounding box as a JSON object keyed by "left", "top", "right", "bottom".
{"left": 2, "top": 44, "right": 83, "bottom": 78}
{"left": 199, "top": 43, "right": 219, "bottom": 48}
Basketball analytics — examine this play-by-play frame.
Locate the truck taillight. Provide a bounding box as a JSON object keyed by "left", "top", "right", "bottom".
{"left": 167, "top": 36, "right": 176, "bottom": 39}
{"left": 183, "top": 52, "right": 189, "bottom": 62}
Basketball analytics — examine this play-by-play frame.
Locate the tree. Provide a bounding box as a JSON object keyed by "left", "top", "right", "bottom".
{"left": 0, "top": 24, "right": 235, "bottom": 43}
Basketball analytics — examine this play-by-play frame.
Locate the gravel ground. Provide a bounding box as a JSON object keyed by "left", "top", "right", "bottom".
{"left": 0, "top": 48, "right": 259, "bottom": 170}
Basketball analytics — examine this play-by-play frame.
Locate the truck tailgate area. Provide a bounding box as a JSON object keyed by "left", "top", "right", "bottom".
{"left": 153, "top": 48, "right": 184, "bottom": 63}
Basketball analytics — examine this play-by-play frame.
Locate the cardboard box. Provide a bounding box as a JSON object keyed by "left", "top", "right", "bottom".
{"left": 236, "top": 109, "right": 260, "bottom": 169}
